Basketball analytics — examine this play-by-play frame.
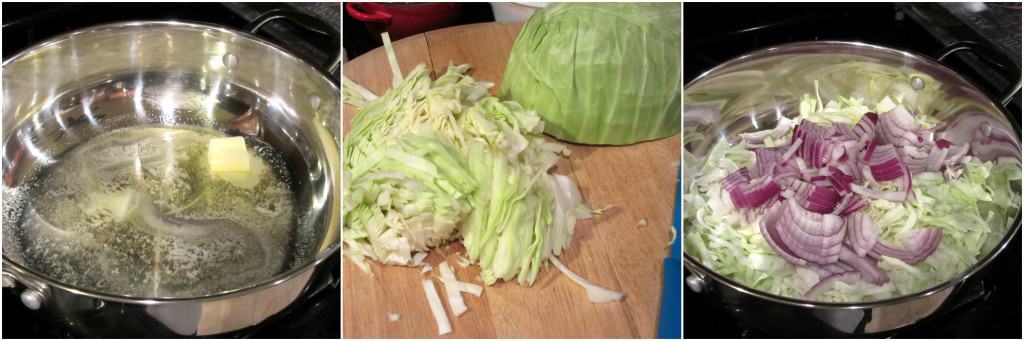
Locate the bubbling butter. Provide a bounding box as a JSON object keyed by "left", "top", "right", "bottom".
{"left": 14, "top": 126, "right": 301, "bottom": 297}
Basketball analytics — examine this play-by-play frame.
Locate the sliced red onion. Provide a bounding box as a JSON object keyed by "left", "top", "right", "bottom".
{"left": 827, "top": 166, "right": 856, "bottom": 193}
{"left": 868, "top": 144, "right": 906, "bottom": 181}
{"left": 901, "top": 144, "right": 932, "bottom": 174}
{"left": 745, "top": 174, "right": 771, "bottom": 187}
{"left": 883, "top": 106, "right": 919, "bottom": 131}
{"left": 759, "top": 201, "right": 807, "bottom": 266}
{"left": 773, "top": 162, "right": 800, "bottom": 182}
{"left": 733, "top": 107, "right": 970, "bottom": 290}
{"left": 836, "top": 149, "right": 850, "bottom": 163}
{"left": 900, "top": 165, "right": 914, "bottom": 201}
{"left": 831, "top": 195, "right": 853, "bottom": 215}
{"left": 728, "top": 177, "right": 781, "bottom": 209}
{"left": 827, "top": 143, "right": 848, "bottom": 164}
{"left": 722, "top": 168, "right": 750, "bottom": 192}
{"left": 800, "top": 168, "right": 819, "bottom": 181}
{"left": 724, "top": 166, "right": 785, "bottom": 210}
{"left": 869, "top": 228, "right": 942, "bottom": 264}
{"left": 854, "top": 112, "right": 878, "bottom": 141}
{"left": 833, "top": 124, "right": 857, "bottom": 140}
{"left": 815, "top": 142, "right": 836, "bottom": 168}
{"left": 844, "top": 212, "right": 879, "bottom": 257}
{"left": 829, "top": 140, "right": 859, "bottom": 165}
{"left": 902, "top": 153, "right": 929, "bottom": 174}
{"left": 863, "top": 112, "right": 879, "bottom": 123}
{"left": 774, "top": 200, "right": 845, "bottom": 264}
{"left": 793, "top": 120, "right": 827, "bottom": 144}
{"left": 945, "top": 143, "right": 969, "bottom": 162}
{"left": 879, "top": 106, "right": 924, "bottom": 146}
{"left": 806, "top": 184, "right": 839, "bottom": 210}
{"left": 860, "top": 162, "right": 917, "bottom": 200}
{"left": 752, "top": 147, "right": 785, "bottom": 178}
{"left": 859, "top": 164, "right": 876, "bottom": 184}
{"left": 793, "top": 121, "right": 834, "bottom": 168}
{"left": 925, "top": 146, "right": 949, "bottom": 172}
{"left": 838, "top": 245, "right": 889, "bottom": 285}
{"left": 791, "top": 180, "right": 842, "bottom": 214}
{"left": 840, "top": 195, "right": 867, "bottom": 215}
{"left": 901, "top": 145, "right": 929, "bottom": 159}
{"left": 862, "top": 137, "right": 878, "bottom": 162}
{"left": 834, "top": 159, "right": 863, "bottom": 183}
{"left": 782, "top": 138, "right": 802, "bottom": 162}
{"left": 850, "top": 182, "right": 910, "bottom": 202}
{"left": 749, "top": 108, "right": 963, "bottom": 290}
{"left": 780, "top": 188, "right": 796, "bottom": 199}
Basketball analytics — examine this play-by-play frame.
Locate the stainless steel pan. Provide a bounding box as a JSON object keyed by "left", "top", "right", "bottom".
{"left": 2, "top": 17, "right": 340, "bottom": 337}
{"left": 683, "top": 40, "right": 1021, "bottom": 336}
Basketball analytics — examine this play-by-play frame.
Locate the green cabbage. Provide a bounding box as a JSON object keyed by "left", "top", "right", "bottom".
{"left": 500, "top": 3, "right": 681, "bottom": 145}
{"left": 343, "top": 34, "right": 591, "bottom": 286}
{"left": 684, "top": 94, "right": 1022, "bottom": 302}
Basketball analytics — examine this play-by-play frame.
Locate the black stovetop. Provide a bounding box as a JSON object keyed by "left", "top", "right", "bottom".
{"left": 1, "top": 3, "right": 340, "bottom": 338}
{"left": 683, "top": 3, "right": 1022, "bottom": 339}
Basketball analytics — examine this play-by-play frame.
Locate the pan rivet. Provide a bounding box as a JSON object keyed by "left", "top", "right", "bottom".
{"left": 685, "top": 274, "right": 706, "bottom": 293}
{"left": 222, "top": 53, "right": 239, "bottom": 70}
{"left": 911, "top": 76, "right": 925, "bottom": 90}
{"left": 20, "top": 290, "right": 44, "bottom": 310}
{"left": 980, "top": 121, "right": 992, "bottom": 137}
{"left": 310, "top": 95, "right": 321, "bottom": 110}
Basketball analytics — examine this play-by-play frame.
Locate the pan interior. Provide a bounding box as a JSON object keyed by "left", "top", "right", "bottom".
{"left": 2, "top": 71, "right": 331, "bottom": 298}
{"left": 683, "top": 45, "right": 1021, "bottom": 304}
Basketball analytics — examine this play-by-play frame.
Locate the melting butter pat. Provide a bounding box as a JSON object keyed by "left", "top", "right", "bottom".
{"left": 216, "top": 155, "right": 265, "bottom": 189}
{"left": 208, "top": 136, "right": 250, "bottom": 174}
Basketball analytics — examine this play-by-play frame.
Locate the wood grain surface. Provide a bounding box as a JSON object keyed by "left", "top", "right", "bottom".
{"left": 342, "top": 22, "right": 681, "bottom": 339}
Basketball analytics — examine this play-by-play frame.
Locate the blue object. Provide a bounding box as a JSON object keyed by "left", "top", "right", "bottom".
{"left": 657, "top": 167, "right": 682, "bottom": 338}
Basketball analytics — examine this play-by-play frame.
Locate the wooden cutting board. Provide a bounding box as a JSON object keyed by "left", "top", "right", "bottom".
{"left": 342, "top": 22, "right": 680, "bottom": 339}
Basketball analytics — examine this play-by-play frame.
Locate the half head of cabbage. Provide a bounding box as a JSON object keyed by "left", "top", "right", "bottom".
{"left": 501, "top": 3, "right": 682, "bottom": 145}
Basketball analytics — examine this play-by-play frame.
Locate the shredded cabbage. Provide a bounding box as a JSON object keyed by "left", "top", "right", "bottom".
{"left": 344, "top": 34, "right": 593, "bottom": 287}
{"left": 684, "top": 95, "right": 1021, "bottom": 302}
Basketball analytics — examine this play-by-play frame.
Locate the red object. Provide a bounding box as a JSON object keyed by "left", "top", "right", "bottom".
{"left": 346, "top": 2, "right": 462, "bottom": 41}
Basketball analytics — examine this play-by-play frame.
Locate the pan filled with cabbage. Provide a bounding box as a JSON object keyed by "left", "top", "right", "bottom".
{"left": 683, "top": 41, "right": 1021, "bottom": 336}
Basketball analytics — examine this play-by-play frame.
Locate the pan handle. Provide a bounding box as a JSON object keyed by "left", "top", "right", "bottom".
{"left": 245, "top": 9, "right": 342, "bottom": 76}
{"left": 935, "top": 41, "right": 1022, "bottom": 107}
